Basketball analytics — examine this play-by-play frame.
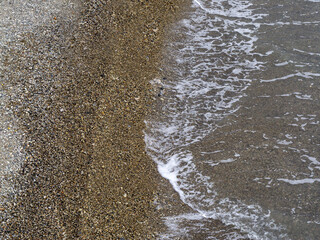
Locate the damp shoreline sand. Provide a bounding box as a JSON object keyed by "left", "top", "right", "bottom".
{"left": 0, "top": 1, "right": 190, "bottom": 239}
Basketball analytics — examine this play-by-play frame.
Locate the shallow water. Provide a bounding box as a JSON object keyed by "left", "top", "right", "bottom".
{"left": 145, "top": 0, "right": 320, "bottom": 239}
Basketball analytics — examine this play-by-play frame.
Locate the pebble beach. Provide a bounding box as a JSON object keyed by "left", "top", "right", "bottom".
{"left": 0, "top": 0, "right": 188, "bottom": 239}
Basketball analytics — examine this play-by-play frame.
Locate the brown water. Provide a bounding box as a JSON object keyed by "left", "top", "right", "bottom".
{"left": 145, "top": 0, "right": 320, "bottom": 239}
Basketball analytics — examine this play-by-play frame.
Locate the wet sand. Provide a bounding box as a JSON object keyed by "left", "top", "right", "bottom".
{"left": 0, "top": 0, "right": 189, "bottom": 239}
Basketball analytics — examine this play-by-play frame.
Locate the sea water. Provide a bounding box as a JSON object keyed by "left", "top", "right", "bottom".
{"left": 145, "top": 0, "right": 320, "bottom": 239}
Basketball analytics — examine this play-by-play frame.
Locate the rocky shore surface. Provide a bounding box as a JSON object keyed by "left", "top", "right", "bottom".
{"left": 0, "top": 0, "right": 190, "bottom": 239}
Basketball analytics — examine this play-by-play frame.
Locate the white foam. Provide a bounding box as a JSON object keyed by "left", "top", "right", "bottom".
{"left": 278, "top": 178, "right": 320, "bottom": 185}
{"left": 275, "top": 62, "right": 289, "bottom": 67}
{"left": 144, "top": 0, "right": 288, "bottom": 238}
{"left": 260, "top": 21, "right": 320, "bottom": 26}
{"left": 277, "top": 140, "right": 293, "bottom": 145}
{"left": 293, "top": 48, "right": 320, "bottom": 56}
{"left": 220, "top": 158, "right": 236, "bottom": 163}
{"left": 302, "top": 155, "right": 320, "bottom": 165}
{"left": 261, "top": 72, "right": 320, "bottom": 82}
{"left": 295, "top": 94, "right": 313, "bottom": 100}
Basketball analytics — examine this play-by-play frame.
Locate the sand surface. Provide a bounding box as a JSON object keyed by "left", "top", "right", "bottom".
{"left": 0, "top": 0, "right": 189, "bottom": 239}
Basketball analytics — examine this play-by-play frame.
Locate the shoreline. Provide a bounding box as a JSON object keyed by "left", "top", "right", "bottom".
{"left": 1, "top": 0, "right": 189, "bottom": 239}
{"left": 144, "top": 2, "right": 253, "bottom": 238}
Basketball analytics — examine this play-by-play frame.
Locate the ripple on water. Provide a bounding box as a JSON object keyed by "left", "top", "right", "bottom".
{"left": 146, "top": 0, "right": 320, "bottom": 239}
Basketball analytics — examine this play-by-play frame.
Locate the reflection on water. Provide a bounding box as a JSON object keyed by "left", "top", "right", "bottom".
{"left": 145, "top": 0, "right": 320, "bottom": 239}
